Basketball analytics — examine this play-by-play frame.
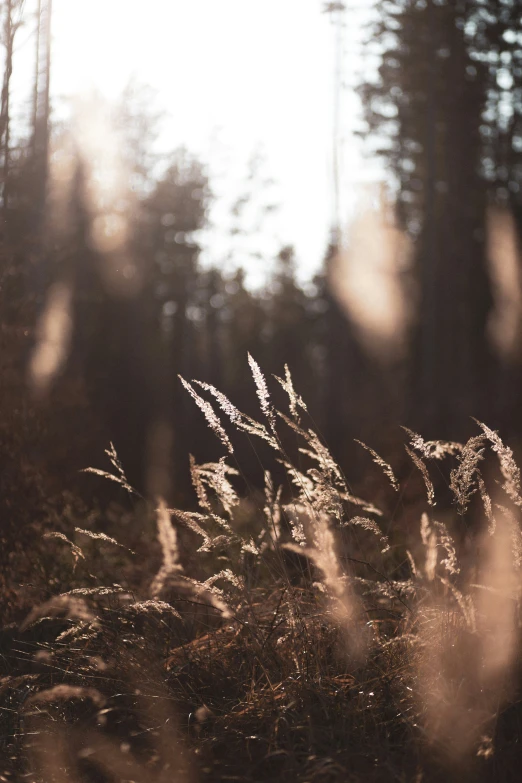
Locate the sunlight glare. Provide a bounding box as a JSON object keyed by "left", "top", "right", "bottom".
{"left": 329, "top": 184, "right": 412, "bottom": 359}
{"left": 51, "top": 0, "right": 369, "bottom": 283}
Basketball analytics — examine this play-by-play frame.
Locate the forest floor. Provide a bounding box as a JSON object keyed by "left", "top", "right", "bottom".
{"left": 2, "top": 365, "right": 522, "bottom": 782}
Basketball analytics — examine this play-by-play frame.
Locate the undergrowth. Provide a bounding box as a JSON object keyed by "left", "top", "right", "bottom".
{"left": 2, "top": 358, "right": 522, "bottom": 782}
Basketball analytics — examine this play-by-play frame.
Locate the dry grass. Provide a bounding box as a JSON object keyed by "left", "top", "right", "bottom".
{"left": 2, "top": 362, "right": 522, "bottom": 782}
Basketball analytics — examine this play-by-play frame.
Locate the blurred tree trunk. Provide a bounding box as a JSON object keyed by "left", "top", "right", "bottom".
{"left": 1, "top": 0, "right": 13, "bottom": 221}
{"left": 31, "top": 0, "right": 52, "bottom": 234}
{"left": 411, "top": 2, "right": 492, "bottom": 436}
{"left": 360, "top": 0, "right": 494, "bottom": 438}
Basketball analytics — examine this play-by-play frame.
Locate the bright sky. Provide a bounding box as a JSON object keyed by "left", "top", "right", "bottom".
{"left": 17, "top": 0, "right": 374, "bottom": 285}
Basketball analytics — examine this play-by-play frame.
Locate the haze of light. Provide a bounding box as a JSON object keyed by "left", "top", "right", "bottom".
{"left": 48, "top": 0, "right": 370, "bottom": 286}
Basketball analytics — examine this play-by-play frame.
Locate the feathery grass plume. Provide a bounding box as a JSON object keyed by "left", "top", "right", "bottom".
{"left": 343, "top": 515, "right": 390, "bottom": 553}
{"left": 449, "top": 435, "right": 485, "bottom": 514}
{"left": 405, "top": 446, "right": 435, "bottom": 506}
{"left": 193, "top": 378, "right": 279, "bottom": 449}
{"left": 439, "top": 577, "right": 476, "bottom": 630}
{"left": 248, "top": 352, "right": 277, "bottom": 431}
{"left": 196, "top": 458, "right": 239, "bottom": 517}
{"left": 43, "top": 531, "right": 85, "bottom": 567}
{"left": 354, "top": 573, "right": 419, "bottom": 615}
{"left": 124, "top": 600, "right": 182, "bottom": 619}
{"left": 478, "top": 475, "right": 495, "bottom": 534}
{"left": 301, "top": 428, "right": 345, "bottom": 486}
{"left": 105, "top": 441, "right": 128, "bottom": 483}
{"left": 240, "top": 537, "right": 261, "bottom": 556}
{"left": 402, "top": 427, "right": 463, "bottom": 460}
{"left": 188, "top": 457, "right": 233, "bottom": 534}
{"left": 193, "top": 379, "right": 243, "bottom": 424}
{"left": 475, "top": 420, "right": 522, "bottom": 507}
{"left": 283, "top": 502, "right": 308, "bottom": 545}
{"left": 208, "top": 512, "right": 234, "bottom": 539}
{"left": 20, "top": 595, "right": 96, "bottom": 631}
{"left": 306, "top": 469, "right": 345, "bottom": 522}
{"left": 279, "top": 451, "right": 377, "bottom": 649}
{"left": 173, "top": 514, "right": 231, "bottom": 553}
{"left": 55, "top": 621, "right": 92, "bottom": 642}
{"left": 433, "top": 520, "right": 460, "bottom": 576}
{"left": 353, "top": 575, "right": 417, "bottom": 603}
{"left": 277, "top": 408, "right": 308, "bottom": 438}
{"left": 179, "top": 376, "right": 234, "bottom": 454}
{"left": 274, "top": 364, "right": 308, "bottom": 422}
{"left": 282, "top": 451, "right": 345, "bottom": 526}
{"left": 180, "top": 575, "right": 233, "bottom": 619}
{"left": 26, "top": 684, "right": 106, "bottom": 708}
{"left": 202, "top": 533, "right": 232, "bottom": 553}
{"left": 406, "top": 549, "right": 418, "bottom": 578}
{"left": 189, "top": 453, "right": 211, "bottom": 511}
{"left": 420, "top": 513, "right": 438, "bottom": 581}
{"left": 235, "top": 412, "right": 280, "bottom": 449}
{"left": 264, "top": 470, "right": 282, "bottom": 545}
{"left": 82, "top": 466, "right": 139, "bottom": 496}
{"left": 278, "top": 409, "right": 384, "bottom": 536}
{"left": 150, "top": 500, "right": 183, "bottom": 597}
{"left": 282, "top": 461, "right": 315, "bottom": 498}
{"left": 289, "top": 437, "right": 362, "bottom": 518}
{"left": 203, "top": 569, "right": 245, "bottom": 591}
{"left": 74, "top": 527, "right": 134, "bottom": 553}
{"left": 61, "top": 585, "right": 127, "bottom": 597}
{"left": 354, "top": 440, "right": 399, "bottom": 492}
{"left": 340, "top": 492, "right": 383, "bottom": 517}
{"left": 170, "top": 509, "right": 212, "bottom": 551}
{"left": 152, "top": 499, "right": 234, "bottom": 616}
{"left": 82, "top": 441, "right": 139, "bottom": 495}
{"left": 284, "top": 512, "right": 367, "bottom": 660}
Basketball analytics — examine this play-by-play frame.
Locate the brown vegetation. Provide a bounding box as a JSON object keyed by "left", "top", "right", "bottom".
{"left": 2, "top": 364, "right": 522, "bottom": 782}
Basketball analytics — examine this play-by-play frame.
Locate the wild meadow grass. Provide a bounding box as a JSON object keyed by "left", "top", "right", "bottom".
{"left": 2, "top": 358, "right": 522, "bottom": 781}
